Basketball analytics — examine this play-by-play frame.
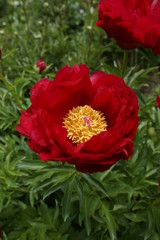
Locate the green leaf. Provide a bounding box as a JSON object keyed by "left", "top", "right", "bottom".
{"left": 144, "top": 209, "right": 154, "bottom": 240}
{"left": 43, "top": 182, "right": 65, "bottom": 200}
{"left": 134, "top": 89, "right": 146, "bottom": 106}
{"left": 17, "top": 160, "right": 46, "bottom": 170}
{"left": 84, "top": 198, "right": 91, "bottom": 236}
{"left": 62, "top": 176, "right": 74, "bottom": 222}
{"left": 2, "top": 49, "right": 18, "bottom": 59}
{"left": 100, "top": 201, "right": 117, "bottom": 240}
{"left": 81, "top": 173, "right": 109, "bottom": 198}
{"left": 75, "top": 175, "right": 83, "bottom": 206}
{"left": 124, "top": 212, "right": 146, "bottom": 223}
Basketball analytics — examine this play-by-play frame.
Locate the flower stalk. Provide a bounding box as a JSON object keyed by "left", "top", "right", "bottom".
{"left": 121, "top": 50, "right": 128, "bottom": 78}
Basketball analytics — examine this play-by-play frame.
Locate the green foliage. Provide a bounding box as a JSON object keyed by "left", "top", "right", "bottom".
{"left": 0, "top": 0, "right": 160, "bottom": 239}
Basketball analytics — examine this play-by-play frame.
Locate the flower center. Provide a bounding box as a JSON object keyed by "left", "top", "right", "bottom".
{"left": 63, "top": 105, "right": 107, "bottom": 144}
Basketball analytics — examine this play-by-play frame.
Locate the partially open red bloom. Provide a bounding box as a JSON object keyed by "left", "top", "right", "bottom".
{"left": 36, "top": 59, "right": 46, "bottom": 73}
{"left": 156, "top": 96, "right": 160, "bottom": 108}
{"left": 96, "top": 0, "right": 160, "bottom": 55}
{"left": 16, "top": 64, "right": 139, "bottom": 173}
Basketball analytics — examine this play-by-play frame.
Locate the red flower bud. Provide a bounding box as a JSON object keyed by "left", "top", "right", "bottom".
{"left": 156, "top": 96, "right": 160, "bottom": 108}
{"left": 0, "top": 49, "right": 2, "bottom": 59}
{"left": 35, "top": 59, "right": 46, "bottom": 74}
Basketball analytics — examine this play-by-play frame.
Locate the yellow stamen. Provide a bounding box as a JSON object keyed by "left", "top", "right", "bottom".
{"left": 63, "top": 105, "right": 107, "bottom": 144}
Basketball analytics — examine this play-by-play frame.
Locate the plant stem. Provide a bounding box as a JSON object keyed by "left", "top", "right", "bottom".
{"left": 121, "top": 50, "right": 128, "bottom": 78}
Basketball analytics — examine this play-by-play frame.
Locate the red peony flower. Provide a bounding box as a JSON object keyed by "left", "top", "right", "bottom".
{"left": 35, "top": 59, "right": 46, "bottom": 74}
{"left": 156, "top": 96, "right": 160, "bottom": 108}
{"left": 96, "top": 0, "right": 160, "bottom": 55}
{"left": 16, "top": 64, "right": 139, "bottom": 173}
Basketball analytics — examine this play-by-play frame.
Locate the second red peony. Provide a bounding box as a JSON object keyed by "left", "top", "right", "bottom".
{"left": 96, "top": 0, "right": 160, "bottom": 55}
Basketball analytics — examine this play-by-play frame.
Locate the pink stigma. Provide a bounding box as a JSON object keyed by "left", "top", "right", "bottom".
{"left": 83, "top": 116, "right": 92, "bottom": 127}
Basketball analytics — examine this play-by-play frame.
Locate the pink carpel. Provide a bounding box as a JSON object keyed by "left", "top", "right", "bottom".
{"left": 83, "top": 116, "right": 92, "bottom": 127}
